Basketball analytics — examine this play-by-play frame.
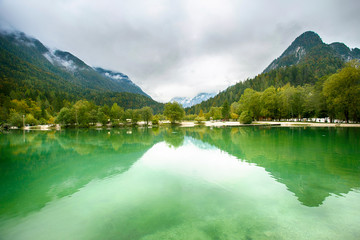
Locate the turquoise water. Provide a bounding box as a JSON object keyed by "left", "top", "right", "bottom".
{"left": 0, "top": 127, "right": 359, "bottom": 239}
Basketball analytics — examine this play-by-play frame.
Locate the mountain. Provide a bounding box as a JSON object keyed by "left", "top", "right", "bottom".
{"left": 329, "top": 42, "right": 360, "bottom": 61}
{"left": 94, "top": 67, "right": 150, "bottom": 97}
{"left": 171, "top": 92, "right": 216, "bottom": 108}
{"left": 0, "top": 30, "right": 149, "bottom": 96}
{"left": 187, "top": 31, "right": 359, "bottom": 114}
{"left": 0, "top": 29, "right": 163, "bottom": 112}
{"left": 263, "top": 31, "right": 360, "bottom": 73}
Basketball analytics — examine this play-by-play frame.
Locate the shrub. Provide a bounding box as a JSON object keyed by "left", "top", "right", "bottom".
{"left": 239, "top": 111, "right": 252, "bottom": 124}
{"left": 152, "top": 116, "right": 159, "bottom": 125}
{"left": 9, "top": 110, "right": 23, "bottom": 127}
{"left": 25, "top": 114, "right": 38, "bottom": 126}
{"left": 195, "top": 116, "right": 206, "bottom": 124}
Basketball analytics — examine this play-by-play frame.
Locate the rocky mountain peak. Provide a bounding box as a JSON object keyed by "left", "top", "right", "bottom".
{"left": 263, "top": 31, "right": 360, "bottom": 73}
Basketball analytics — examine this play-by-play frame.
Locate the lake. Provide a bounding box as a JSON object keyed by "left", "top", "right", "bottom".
{"left": 0, "top": 126, "right": 359, "bottom": 240}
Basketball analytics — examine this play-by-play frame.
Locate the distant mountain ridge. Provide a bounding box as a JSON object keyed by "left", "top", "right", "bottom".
{"left": 171, "top": 92, "right": 216, "bottom": 108}
{"left": 263, "top": 31, "right": 360, "bottom": 73}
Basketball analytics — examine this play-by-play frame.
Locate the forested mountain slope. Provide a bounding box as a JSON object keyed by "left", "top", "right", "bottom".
{"left": 0, "top": 30, "right": 163, "bottom": 115}
{"left": 187, "top": 31, "right": 359, "bottom": 114}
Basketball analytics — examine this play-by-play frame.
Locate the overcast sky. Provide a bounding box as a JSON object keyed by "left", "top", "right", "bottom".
{"left": 1, "top": 0, "right": 359, "bottom": 102}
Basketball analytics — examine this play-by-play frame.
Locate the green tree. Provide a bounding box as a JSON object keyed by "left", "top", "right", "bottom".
{"left": 260, "top": 86, "right": 279, "bottom": 120}
{"left": 239, "top": 88, "right": 261, "bottom": 120}
{"left": 302, "top": 84, "right": 319, "bottom": 118}
{"left": 9, "top": 110, "right": 23, "bottom": 127}
{"left": 10, "top": 99, "right": 29, "bottom": 114}
{"left": 323, "top": 61, "right": 360, "bottom": 122}
{"left": 73, "top": 100, "right": 93, "bottom": 127}
{"left": 97, "top": 109, "right": 108, "bottom": 126}
{"left": 239, "top": 111, "right": 252, "bottom": 124}
{"left": 25, "top": 114, "right": 38, "bottom": 126}
{"left": 110, "top": 103, "right": 124, "bottom": 121}
{"left": 89, "top": 109, "right": 98, "bottom": 124}
{"left": 101, "top": 104, "right": 111, "bottom": 117}
{"left": 208, "top": 107, "right": 222, "bottom": 120}
{"left": 195, "top": 109, "right": 206, "bottom": 123}
{"left": 56, "top": 107, "right": 75, "bottom": 125}
{"left": 163, "top": 102, "right": 185, "bottom": 124}
{"left": 221, "top": 100, "right": 230, "bottom": 120}
{"left": 152, "top": 115, "right": 160, "bottom": 125}
{"left": 195, "top": 116, "right": 206, "bottom": 124}
{"left": 124, "top": 109, "right": 141, "bottom": 125}
{"left": 198, "top": 109, "right": 204, "bottom": 118}
{"left": 140, "top": 107, "right": 153, "bottom": 125}
{"left": 277, "top": 84, "right": 304, "bottom": 120}
{"left": 230, "top": 102, "right": 240, "bottom": 120}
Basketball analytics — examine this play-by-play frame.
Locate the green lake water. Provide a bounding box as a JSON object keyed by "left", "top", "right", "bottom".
{"left": 0, "top": 126, "right": 359, "bottom": 240}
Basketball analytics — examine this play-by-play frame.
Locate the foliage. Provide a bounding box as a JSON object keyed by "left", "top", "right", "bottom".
{"left": 25, "top": 114, "right": 38, "bottom": 126}
{"left": 73, "top": 100, "right": 94, "bottom": 127}
{"left": 124, "top": 109, "right": 141, "bottom": 125}
{"left": 9, "top": 110, "right": 23, "bottom": 127}
{"left": 140, "top": 107, "right": 153, "bottom": 125}
{"left": 206, "top": 107, "right": 222, "bottom": 120}
{"left": 110, "top": 103, "right": 124, "bottom": 121}
{"left": 230, "top": 102, "right": 240, "bottom": 116}
{"left": 238, "top": 88, "right": 261, "bottom": 120}
{"left": 56, "top": 107, "right": 74, "bottom": 125}
{"left": 97, "top": 109, "right": 109, "bottom": 125}
{"left": 230, "top": 113, "right": 239, "bottom": 120}
{"left": 198, "top": 109, "right": 204, "bottom": 118}
{"left": 183, "top": 114, "right": 197, "bottom": 121}
{"left": 195, "top": 116, "right": 206, "bottom": 124}
{"left": 221, "top": 100, "right": 230, "bottom": 120}
{"left": 239, "top": 111, "right": 252, "bottom": 124}
{"left": 323, "top": 61, "right": 360, "bottom": 122}
{"left": 152, "top": 115, "right": 159, "bottom": 125}
{"left": 260, "top": 86, "right": 278, "bottom": 119}
{"left": 163, "top": 102, "right": 185, "bottom": 124}
{"left": 195, "top": 109, "right": 206, "bottom": 123}
{"left": 187, "top": 58, "right": 343, "bottom": 115}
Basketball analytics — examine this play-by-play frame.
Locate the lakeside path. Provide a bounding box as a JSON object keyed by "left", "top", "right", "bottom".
{"left": 179, "top": 121, "right": 360, "bottom": 127}
{"left": 255, "top": 121, "right": 360, "bottom": 127}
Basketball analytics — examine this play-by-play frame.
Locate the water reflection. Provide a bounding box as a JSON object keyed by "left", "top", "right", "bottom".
{"left": 0, "top": 128, "right": 165, "bottom": 218}
{"left": 184, "top": 126, "right": 360, "bottom": 207}
{"left": 1, "top": 126, "right": 359, "bottom": 221}
{"left": 1, "top": 128, "right": 359, "bottom": 240}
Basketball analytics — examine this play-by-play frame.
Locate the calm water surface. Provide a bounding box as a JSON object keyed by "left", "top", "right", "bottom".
{"left": 0, "top": 127, "right": 359, "bottom": 240}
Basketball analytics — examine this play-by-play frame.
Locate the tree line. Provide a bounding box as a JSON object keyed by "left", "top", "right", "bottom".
{"left": 197, "top": 61, "right": 359, "bottom": 123}
{"left": 3, "top": 98, "right": 187, "bottom": 128}
{"left": 187, "top": 56, "right": 344, "bottom": 114}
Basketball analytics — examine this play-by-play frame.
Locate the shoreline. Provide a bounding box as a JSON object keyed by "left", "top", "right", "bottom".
{"left": 5, "top": 121, "right": 360, "bottom": 131}
{"left": 180, "top": 121, "right": 360, "bottom": 128}
{"left": 254, "top": 121, "right": 360, "bottom": 127}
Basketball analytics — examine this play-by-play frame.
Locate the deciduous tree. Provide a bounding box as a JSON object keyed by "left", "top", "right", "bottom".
{"left": 323, "top": 61, "right": 360, "bottom": 122}
{"left": 163, "top": 102, "right": 185, "bottom": 124}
